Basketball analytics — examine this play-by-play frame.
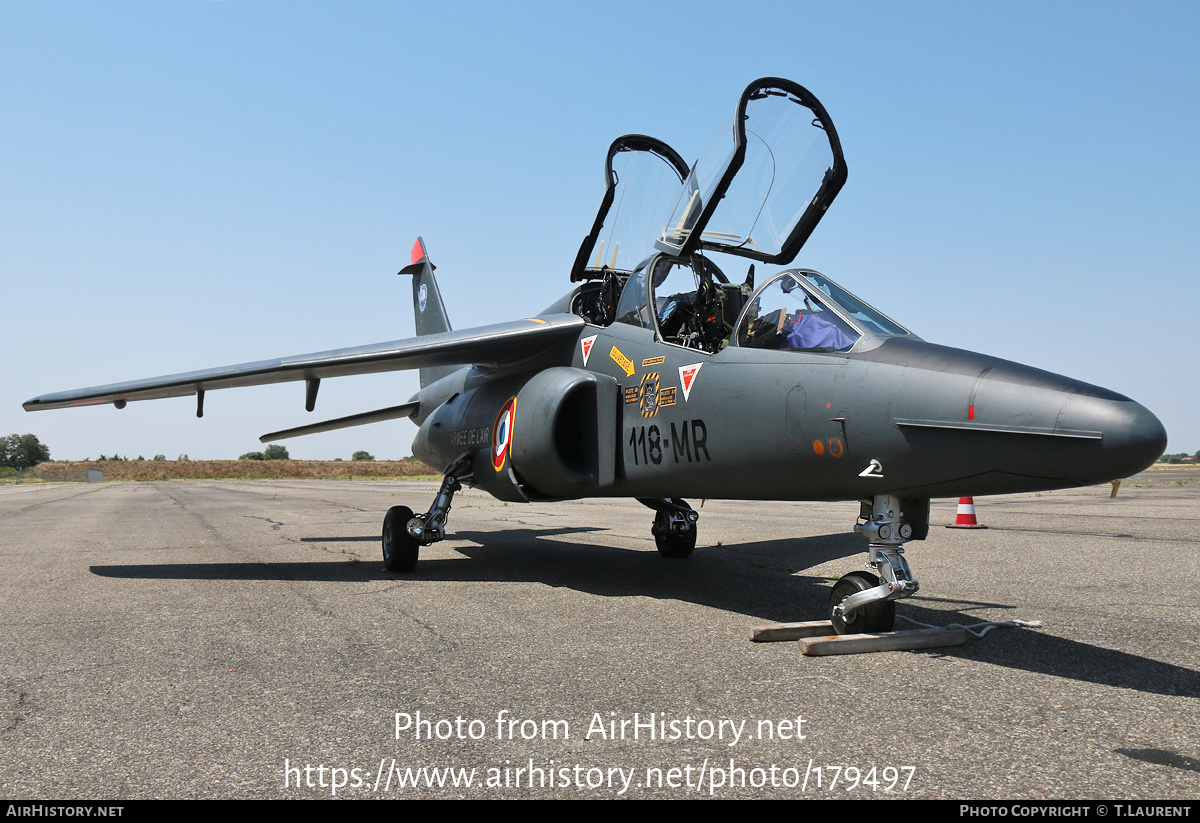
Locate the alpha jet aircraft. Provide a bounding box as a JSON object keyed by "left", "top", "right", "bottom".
{"left": 25, "top": 78, "right": 1166, "bottom": 634}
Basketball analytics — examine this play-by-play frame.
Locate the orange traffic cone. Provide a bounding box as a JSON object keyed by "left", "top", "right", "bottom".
{"left": 946, "top": 497, "right": 987, "bottom": 529}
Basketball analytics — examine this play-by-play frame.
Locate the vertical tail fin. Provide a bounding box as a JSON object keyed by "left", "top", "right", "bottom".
{"left": 398, "top": 237, "right": 457, "bottom": 388}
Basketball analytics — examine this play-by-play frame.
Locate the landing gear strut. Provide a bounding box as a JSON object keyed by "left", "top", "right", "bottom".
{"left": 381, "top": 458, "right": 472, "bottom": 573}
{"left": 639, "top": 497, "right": 698, "bottom": 558}
{"left": 829, "top": 494, "right": 921, "bottom": 634}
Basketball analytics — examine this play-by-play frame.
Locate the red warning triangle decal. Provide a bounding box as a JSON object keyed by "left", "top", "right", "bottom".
{"left": 581, "top": 335, "right": 597, "bottom": 366}
{"left": 679, "top": 363, "right": 703, "bottom": 401}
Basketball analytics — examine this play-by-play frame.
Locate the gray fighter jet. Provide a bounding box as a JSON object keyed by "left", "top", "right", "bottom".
{"left": 24, "top": 78, "right": 1166, "bottom": 634}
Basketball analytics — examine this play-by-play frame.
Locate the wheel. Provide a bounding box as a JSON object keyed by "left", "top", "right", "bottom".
{"left": 653, "top": 510, "right": 696, "bottom": 558}
{"left": 829, "top": 571, "right": 895, "bottom": 635}
{"left": 382, "top": 506, "right": 419, "bottom": 572}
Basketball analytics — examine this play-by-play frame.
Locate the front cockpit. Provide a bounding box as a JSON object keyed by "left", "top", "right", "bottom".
{"left": 734, "top": 270, "right": 911, "bottom": 352}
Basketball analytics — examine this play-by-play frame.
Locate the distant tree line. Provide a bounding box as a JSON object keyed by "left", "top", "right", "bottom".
{"left": 236, "top": 446, "right": 383, "bottom": 461}
{"left": 0, "top": 434, "right": 50, "bottom": 471}
{"left": 91, "top": 455, "right": 170, "bottom": 461}
{"left": 1, "top": 438, "right": 412, "bottom": 467}
{"left": 239, "top": 445, "right": 290, "bottom": 461}
{"left": 1158, "top": 451, "right": 1200, "bottom": 464}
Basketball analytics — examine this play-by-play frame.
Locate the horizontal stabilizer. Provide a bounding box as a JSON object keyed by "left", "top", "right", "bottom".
{"left": 260, "top": 402, "right": 419, "bottom": 442}
{"left": 24, "top": 314, "right": 585, "bottom": 412}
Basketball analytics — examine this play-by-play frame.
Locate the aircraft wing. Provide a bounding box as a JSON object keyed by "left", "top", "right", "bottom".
{"left": 23, "top": 314, "right": 586, "bottom": 412}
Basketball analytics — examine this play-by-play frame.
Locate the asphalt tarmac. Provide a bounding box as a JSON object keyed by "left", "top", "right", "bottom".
{"left": 2, "top": 471, "right": 1198, "bottom": 799}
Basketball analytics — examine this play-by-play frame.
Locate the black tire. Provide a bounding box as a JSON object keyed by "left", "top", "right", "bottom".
{"left": 382, "top": 506, "right": 419, "bottom": 573}
{"left": 829, "top": 571, "right": 895, "bottom": 635}
{"left": 653, "top": 511, "right": 696, "bottom": 558}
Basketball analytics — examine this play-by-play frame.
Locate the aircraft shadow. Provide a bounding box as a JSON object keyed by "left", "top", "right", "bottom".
{"left": 91, "top": 526, "right": 1199, "bottom": 698}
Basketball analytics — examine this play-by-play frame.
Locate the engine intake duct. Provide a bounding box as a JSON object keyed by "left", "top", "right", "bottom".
{"left": 512, "top": 367, "right": 617, "bottom": 497}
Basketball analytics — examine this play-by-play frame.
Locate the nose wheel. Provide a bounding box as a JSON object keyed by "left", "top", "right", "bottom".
{"left": 829, "top": 571, "right": 895, "bottom": 634}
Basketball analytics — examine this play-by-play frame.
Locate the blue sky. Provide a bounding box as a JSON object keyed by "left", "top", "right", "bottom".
{"left": 2, "top": 1, "right": 1197, "bottom": 461}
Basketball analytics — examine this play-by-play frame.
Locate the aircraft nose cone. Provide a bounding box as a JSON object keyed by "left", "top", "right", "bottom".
{"left": 1122, "top": 407, "right": 1169, "bottom": 471}
{"left": 1056, "top": 392, "right": 1167, "bottom": 483}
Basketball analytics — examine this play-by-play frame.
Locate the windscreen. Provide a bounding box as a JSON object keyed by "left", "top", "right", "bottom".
{"left": 800, "top": 271, "right": 910, "bottom": 336}
{"left": 734, "top": 270, "right": 912, "bottom": 352}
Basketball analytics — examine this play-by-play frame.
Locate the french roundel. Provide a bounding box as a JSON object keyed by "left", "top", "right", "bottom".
{"left": 492, "top": 397, "right": 517, "bottom": 471}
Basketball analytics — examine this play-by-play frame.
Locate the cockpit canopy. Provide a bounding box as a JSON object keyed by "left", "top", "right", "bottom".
{"left": 570, "top": 78, "right": 906, "bottom": 353}
{"left": 571, "top": 136, "right": 690, "bottom": 282}
{"left": 654, "top": 77, "right": 846, "bottom": 264}
{"left": 571, "top": 78, "right": 846, "bottom": 284}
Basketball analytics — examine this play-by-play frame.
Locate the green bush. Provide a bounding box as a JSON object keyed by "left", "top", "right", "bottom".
{"left": 0, "top": 434, "right": 50, "bottom": 470}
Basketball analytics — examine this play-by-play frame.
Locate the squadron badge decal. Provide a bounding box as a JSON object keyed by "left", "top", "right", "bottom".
{"left": 679, "top": 363, "right": 703, "bottom": 402}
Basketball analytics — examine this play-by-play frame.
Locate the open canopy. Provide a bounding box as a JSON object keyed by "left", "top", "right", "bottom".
{"left": 571, "top": 135, "right": 690, "bottom": 282}
{"left": 572, "top": 79, "right": 846, "bottom": 282}
{"left": 655, "top": 78, "right": 846, "bottom": 265}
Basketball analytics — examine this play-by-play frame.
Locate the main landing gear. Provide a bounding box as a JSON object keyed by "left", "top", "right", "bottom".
{"left": 638, "top": 497, "right": 699, "bottom": 558}
{"left": 382, "top": 460, "right": 471, "bottom": 573}
{"left": 829, "top": 494, "right": 921, "bottom": 634}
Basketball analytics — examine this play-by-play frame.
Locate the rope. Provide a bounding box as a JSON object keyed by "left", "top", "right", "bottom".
{"left": 896, "top": 614, "right": 1044, "bottom": 639}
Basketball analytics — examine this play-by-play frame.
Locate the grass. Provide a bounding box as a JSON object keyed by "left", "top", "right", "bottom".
{"left": 20, "top": 460, "right": 436, "bottom": 482}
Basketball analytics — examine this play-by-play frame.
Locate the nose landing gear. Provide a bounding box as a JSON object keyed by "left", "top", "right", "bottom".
{"left": 829, "top": 494, "right": 923, "bottom": 634}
